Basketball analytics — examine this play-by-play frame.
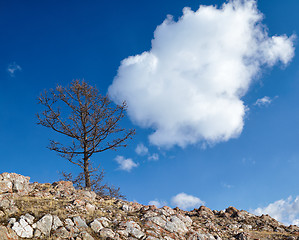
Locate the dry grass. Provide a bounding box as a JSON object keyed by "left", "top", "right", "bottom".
{"left": 13, "top": 196, "right": 73, "bottom": 220}
{"left": 248, "top": 230, "right": 296, "bottom": 239}
{"left": 7, "top": 195, "right": 131, "bottom": 224}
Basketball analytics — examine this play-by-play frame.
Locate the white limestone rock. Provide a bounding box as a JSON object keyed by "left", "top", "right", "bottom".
{"left": 36, "top": 214, "right": 53, "bottom": 236}
{"left": 52, "top": 215, "right": 63, "bottom": 230}
{"left": 96, "top": 216, "right": 111, "bottom": 228}
{"left": 90, "top": 219, "right": 103, "bottom": 233}
{"left": 21, "top": 213, "right": 35, "bottom": 225}
{"left": 53, "top": 227, "right": 70, "bottom": 238}
{"left": 81, "top": 231, "right": 95, "bottom": 240}
{"left": 99, "top": 228, "right": 115, "bottom": 238}
{"left": 73, "top": 216, "right": 88, "bottom": 229}
{"left": 12, "top": 218, "right": 33, "bottom": 238}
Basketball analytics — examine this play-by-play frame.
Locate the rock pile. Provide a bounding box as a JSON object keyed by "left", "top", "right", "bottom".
{"left": 0, "top": 172, "right": 298, "bottom": 240}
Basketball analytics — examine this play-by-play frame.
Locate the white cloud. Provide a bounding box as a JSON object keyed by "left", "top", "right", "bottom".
{"left": 171, "top": 193, "right": 205, "bottom": 210}
{"left": 108, "top": 0, "right": 295, "bottom": 148}
{"left": 148, "top": 200, "right": 167, "bottom": 208}
{"left": 115, "top": 155, "right": 138, "bottom": 172}
{"left": 135, "top": 143, "right": 149, "bottom": 156}
{"left": 252, "top": 196, "right": 299, "bottom": 226}
{"left": 254, "top": 96, "right": 273, "bottom": 107}
{"left": 148, "top": 153, "right": 159, "bottom": 161}
{"left": 135, "top": 143, "right": 159, "bottom": 161}
{"left": 8, "top": 62, "right": 22, "bottom": 76}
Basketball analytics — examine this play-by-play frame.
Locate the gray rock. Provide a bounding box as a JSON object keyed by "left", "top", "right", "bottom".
{"left": 122, "top": 204, "right": 130, "bottom": 211}
{"left": 86, "top": 203, "right": 96, "bottom": 213}
{"left": 90, "top": 219, "right": 103, "bottom": 233}
{"left": 7, "top": 218, "right": 16, "bottom": 228}
{"left": 12, "top": 218, "right": 34, "bottom": 238}
{"left": 73, "top": 216, "right": 88, "bottom": 229}
{"left": 148, "top": 216, "right": 167, "bottom": 228}
{"left": 21, "top": 213, "right": 35, "bottom": 225}
{"left": 36, "top": 214, "right": 53, "bottom": 236}
{"left": 13, "top": 181, "right": 26, "bottom": 193}
{"left": 79, "top": 190, "right": 96, "bottom": 201}
{"left": 188, "top": 233, "right": 216, "bottom": 240}
{"left": 145, "top": 229, "right": 159, "bottom": 238}
{"left": 0, "top": 181, "right": 12, "bottom": 194}
{"left": 100, "top": 228, "right": 115, "bottom": 238}
{"left": 146, "top": 237, "right": 160, "bottom": 240}
{"left": 81, "top": 231, "right": 94, "bottom": 240}
{"left": 164, "top": 221, "right": 177, "bottom": 233}
{"left": 65, "top": 218, "right": 79, "bottom": 234}
{"left": 128, "top": 227, "right": 145, "bottom": 239}
{"left": 0, "top": 173, "right": 31, "bottom": 195}
{"left": 122, "top": 204, "right": 134, "bottom": 212}
{"left": 144, "top": 211, "right": 158, "bottom": 218}
{"left": 164, "top": 237, "right": 175, "bottom": 240}
{"left": 52, "top": 215, "right": 64, "bottom": 230}
{"left": 167, "top": 215, "right": 188, "bottom": 234}
{"left": 54, "top": 227, "right": 70, "bottom": 238}
{"left": 96, "top": 216, "right": 111, "bottom": 228}
{"left": 65, "top": 218, "right": 74, "bottom": 227}
{"left": 34, "top": 229, "right": 42, "bottom": 238}
{"left": 124, "top": 221, "right": 145, "bottom": 239}
{"left": 117, "top": 229, "right": 129, "bottom": 237}
{"left": 125, "top": 221, "right": 141, "bottom": 230}
{"left": 176, "top": 214, "right": 193, "bottom": 227}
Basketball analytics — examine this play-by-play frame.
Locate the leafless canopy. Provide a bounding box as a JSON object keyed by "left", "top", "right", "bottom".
{"left": 37, "top": 80, "right": 135, "bottom": 190}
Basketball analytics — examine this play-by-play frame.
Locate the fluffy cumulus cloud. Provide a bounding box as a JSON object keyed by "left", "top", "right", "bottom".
{"left": 8, "top": 62, "right": 22, "bottom": 76}
{"left": 115, "top": 155, "right": 138, "bottom": 172}
{"left": 108, "top": 0, "right": 295, "bottom": 148}
{"left": 171, "top": 193, "right": 205, "bottom": 210}
{"left": 253, "top": 196, "right": 299, "bottom": 226}
{"left": 135, "top": 143, "right": 149, "bottom": 156}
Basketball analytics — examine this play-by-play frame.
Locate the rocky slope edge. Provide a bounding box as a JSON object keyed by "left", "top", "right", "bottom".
{"left": 0, "top": 172, "right": 298, "bottom": 240}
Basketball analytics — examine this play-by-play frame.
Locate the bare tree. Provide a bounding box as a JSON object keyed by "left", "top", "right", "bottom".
{"left": 60, "top": 165, "right": 126, "bottom": 199}
{"left": 37, "top": 80, "right": 135, "bottom": 191}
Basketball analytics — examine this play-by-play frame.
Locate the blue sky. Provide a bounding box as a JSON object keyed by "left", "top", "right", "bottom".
{"left": 1, "top": 0, "right": 299, "bottom": 225}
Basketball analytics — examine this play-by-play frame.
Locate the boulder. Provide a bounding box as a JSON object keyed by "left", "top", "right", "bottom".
{"left": 12, "top": 218, "right": 33, "bottom": 238}
{"left": 0, "top": 181, "right": 12, "bottom": 194}
{"left": 96, "top": 216, "right": 111, "bottom": 228}
{"left": 99, "top": 228, "right": 115, "bottom": 238}
{"left": 124, "top": 221, "right": 145, "bottom": 239}
{"left": 52, "top": 215, "right": 64, "bottom": 230}
{"left": 36, "top": 214, "right": 53, "bottom": 236}
{"left": 73, "top": 216, "right": 88, "bottom": 229}
{"left": 90, "top": 219, "right": 103, "bottom": 233}
{"left": 53, "top": 227, "right": 70, "bottom": 238}
{"left": 0, "top": 173, "right": 31, "bottom": 195}
{"left": 81, "top": 231, "right": 94, "bottom": 240}
{"left": 20, "top": 213, "right": 35, "bottom": 225}
{"left": 165, "top": 215, "right": 188, "bottom": 234}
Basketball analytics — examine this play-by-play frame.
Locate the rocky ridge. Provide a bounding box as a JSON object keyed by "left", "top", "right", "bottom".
{"left": 0, "top": 172, "right": 298, "bottom": 240}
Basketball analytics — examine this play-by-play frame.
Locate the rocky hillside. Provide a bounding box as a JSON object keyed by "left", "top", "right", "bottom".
{"left": 0, "top": 173, "right": 298, "bottom": 240}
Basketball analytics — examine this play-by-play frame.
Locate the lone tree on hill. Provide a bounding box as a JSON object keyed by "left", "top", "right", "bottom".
{"left": 37, "top": 80, "right": 135, "bottom": 192}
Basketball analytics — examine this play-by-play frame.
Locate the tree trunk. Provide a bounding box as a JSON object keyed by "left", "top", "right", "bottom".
{"left": 83, "top": 154, "right": 91, "bottom": 190}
